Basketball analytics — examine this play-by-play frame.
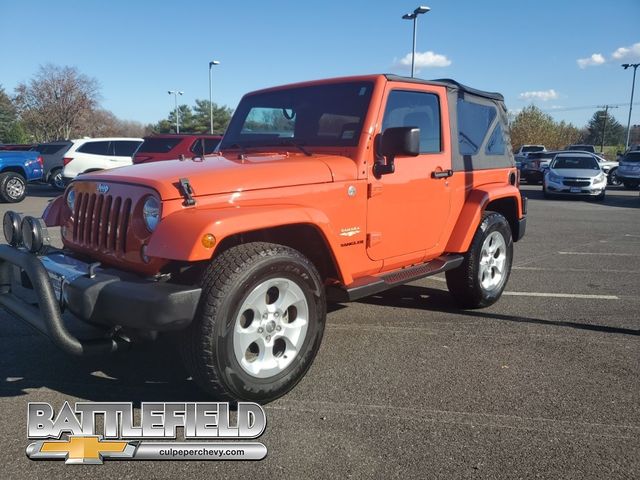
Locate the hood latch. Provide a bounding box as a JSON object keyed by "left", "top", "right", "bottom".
{"left": 178, "top": 177, "right": 196, "bottom": 206}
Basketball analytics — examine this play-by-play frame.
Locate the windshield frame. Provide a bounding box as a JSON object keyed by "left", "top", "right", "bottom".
{"left": 219, "top": 81, "right": 375, "bottom": 151}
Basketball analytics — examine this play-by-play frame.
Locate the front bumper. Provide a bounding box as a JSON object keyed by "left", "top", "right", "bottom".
{"left": 0, "top": 244, "right": 201, "bottom": 356}
{"left": 545, "top": 179, "right": 606, "bottom": 196}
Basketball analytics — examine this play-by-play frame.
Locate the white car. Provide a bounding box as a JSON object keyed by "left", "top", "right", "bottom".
{"left": 543, "top": 152, "right": 607, "bottom": 201}
{"left": 62, "top": 137, "right": 143, "bottom": 183}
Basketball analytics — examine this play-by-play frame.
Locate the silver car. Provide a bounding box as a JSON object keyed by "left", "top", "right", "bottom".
{"left": 543, "top": 152, "right": 607, "bottom": 201}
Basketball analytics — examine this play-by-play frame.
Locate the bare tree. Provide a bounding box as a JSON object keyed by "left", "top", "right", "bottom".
{"left": 78, "top": 109, "right": 145, "bottom": 138}
{"left": 15, "top": 64, "right": 100, "bottom": 141}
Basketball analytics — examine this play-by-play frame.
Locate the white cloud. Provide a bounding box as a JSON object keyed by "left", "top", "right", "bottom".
{"left": 395, "top": 51, "right": 452, "bottom": 70}
{"left": 612, "top": 42, "right": 640, "bottom": 61}
{"left": 577, "top": 53, "right": 606, "bottom": 69}
{"left": 518, "top": 89, "right": 559, "bottom": 102}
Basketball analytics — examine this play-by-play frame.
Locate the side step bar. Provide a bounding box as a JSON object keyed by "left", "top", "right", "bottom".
{"left": 327, "top": 254, "right": 464, "bottom": 302}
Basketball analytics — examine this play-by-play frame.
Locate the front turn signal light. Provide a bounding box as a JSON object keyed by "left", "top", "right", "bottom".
{"left": 201, "top": 233, "right": 216, "bottom": 249}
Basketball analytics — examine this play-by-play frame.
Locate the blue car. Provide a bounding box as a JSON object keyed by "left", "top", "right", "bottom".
{"left": 0, "top": 150, "right": 44, "bottom": 203}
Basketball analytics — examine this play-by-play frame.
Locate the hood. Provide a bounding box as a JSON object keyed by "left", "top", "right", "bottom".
{"left": 76, "top": 153, "right": 356, "bottom": 200}
{"left": 550, "top": 168, "right": 601, "bottom": 178}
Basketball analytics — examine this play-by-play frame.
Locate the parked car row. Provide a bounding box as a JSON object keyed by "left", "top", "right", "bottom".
{"left": 0, "top": 133, "right": 222, "bottom": 202}
{"left": 518, "top": 149, "right": 621, "bottom": 187}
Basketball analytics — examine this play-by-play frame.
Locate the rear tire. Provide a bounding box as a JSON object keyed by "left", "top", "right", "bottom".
{"left": 0, "top": 172, "right": 27, "bottom": 203}
{"left": 48, "top": 168, "right": 65, "bottom": 191}
{"left": 180, "top": 242, "right": 326, "bottom": 403}
{"left": 446, "top": 212, "right": 513, "bottom": 309}
{"left": 623, "top": 181, "right": 639, "bottom": 190}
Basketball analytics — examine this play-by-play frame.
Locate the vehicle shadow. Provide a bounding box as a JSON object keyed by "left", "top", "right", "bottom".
{"left": 355, "top": 283, "right": 640, "bottom": 336}
{"left": 0, "top": 331, "right": 214, "bottom": 403}
{"left": 26, "top": 184, "right": 61, "bottom": 199}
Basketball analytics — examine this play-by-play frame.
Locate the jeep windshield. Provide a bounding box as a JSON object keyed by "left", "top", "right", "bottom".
{"left": 220, "top": 81, "right": 374, "bottom": 151}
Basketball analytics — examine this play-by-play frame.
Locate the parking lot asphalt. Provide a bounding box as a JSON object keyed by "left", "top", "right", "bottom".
{"left": 0, "top": 184, "right": 638, "bottom": 479}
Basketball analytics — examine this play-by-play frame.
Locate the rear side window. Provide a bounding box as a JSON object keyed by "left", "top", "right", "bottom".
{"left": 77, "top": 141, "right": 110, "bottom": 155}
{"left": 190, "top": 138, "right": 220, "bottom": 155}
{"left": 382, "top": 90, "right": 441, "bottom": 153}
{"left": 457, "top": 99, "right": 497, "bottom": 155}
{"left": 113, "top": 141, "right": 142, "bottom": 156}
{"left": 138, "top": 138, "right": 182, "bottom": 153}
{"left": 485, "top": 124, "right": 506, "bottom": 155}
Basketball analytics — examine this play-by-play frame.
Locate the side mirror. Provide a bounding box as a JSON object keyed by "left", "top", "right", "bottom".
{"left": 374, "top": 127, "right": 420, "bottom": 177}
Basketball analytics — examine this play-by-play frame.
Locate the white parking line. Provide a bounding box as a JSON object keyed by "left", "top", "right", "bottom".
{"left": 426, "top": 278, "right": 619, "bottom": 299}
{"left": 514, "top": 266, "right": 640, "bottom": 274}
{"left": 503, "top": 292, "right": 619, "bottom": 300}
{"left": 557, "top": 252, "right": 633, "bottom": 256}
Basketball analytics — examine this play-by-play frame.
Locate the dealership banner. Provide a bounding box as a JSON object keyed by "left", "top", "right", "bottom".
{"left": 26, "top": 401, "right": 268, "bottom": 464}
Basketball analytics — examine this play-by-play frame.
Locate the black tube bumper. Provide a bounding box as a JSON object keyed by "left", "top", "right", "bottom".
{"left": 0, "top": 244, "right": 201, "bottom": 356}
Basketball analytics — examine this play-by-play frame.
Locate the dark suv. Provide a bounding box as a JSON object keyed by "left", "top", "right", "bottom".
{"left": 133, "top": 134, "right": 222, "bottom": 164}
{"left": 33, "top": 141, "right": 73, "bottom": 190}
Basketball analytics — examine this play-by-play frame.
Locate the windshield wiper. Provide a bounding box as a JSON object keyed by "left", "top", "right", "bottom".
{"left": 276, "top": 139, "right": 312, "bottom": 157}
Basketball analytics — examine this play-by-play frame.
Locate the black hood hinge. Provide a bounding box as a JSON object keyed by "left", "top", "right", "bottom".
{"left": 178, "top": 177, "right": 196, "bottom": 206}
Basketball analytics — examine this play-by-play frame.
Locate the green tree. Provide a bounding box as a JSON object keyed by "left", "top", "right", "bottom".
{"left": 584, "top": 110, "right": 625, "bottom": 147}
{"left": 151, "top": 100, "right": 233, "bottom": 134}
{"left": 509, "top": 105, "right": 582, "bottom": 151}
{"left": 192, "top": 100, "right": 233, "bottom": 134}
{"left": 0, "top": 85, "right": 18, "bottom": 142}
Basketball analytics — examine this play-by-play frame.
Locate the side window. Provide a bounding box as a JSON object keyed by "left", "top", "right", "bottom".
{"left": 457, "top": 99, "right": 497, "bottom": 155}
{"left": 190, "top": 138, "right": 220, "bottom": 155}
{"left": 114, "top": 141, "right": 141, "bottom": 156}
{"left": 382, "top": 90, "right": 441, "bottom": 153}
{"left": 485, "top": 124, "right": 506, "bottom": 155}
{"left": 77, "top": 141, "right": 110, "bottom": 155}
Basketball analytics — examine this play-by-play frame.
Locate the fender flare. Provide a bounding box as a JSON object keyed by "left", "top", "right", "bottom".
{"left": 445, "top": 185, "right": 522, "bottom": 252}
{"left": 146, "top": 204, "right": 350, "bottom": 282}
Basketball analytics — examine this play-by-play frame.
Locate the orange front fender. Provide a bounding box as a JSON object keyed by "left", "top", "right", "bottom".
{"left": 146, "top": 204, "right": 349, "bottom": 281}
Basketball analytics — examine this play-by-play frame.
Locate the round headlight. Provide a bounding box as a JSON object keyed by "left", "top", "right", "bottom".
{"left": 143, "top": 197, "right": 161, "bottom": 232}
{"left": 20, "top": 216, "right": 50, "bottom": 254}
{"left": 3, "top": 211, "right": 23, "bottom": 246}
{"left": 66, "top": 189, "right": 76, "bottom": 211}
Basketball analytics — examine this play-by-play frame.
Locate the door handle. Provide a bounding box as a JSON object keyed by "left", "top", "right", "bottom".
{"left": 431, "top": 169, "right": 453, "bottom": 179}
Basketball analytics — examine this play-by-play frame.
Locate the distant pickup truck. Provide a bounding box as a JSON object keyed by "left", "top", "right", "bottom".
{"left": 0, "top": 150, "right": 44, "bottom": 202}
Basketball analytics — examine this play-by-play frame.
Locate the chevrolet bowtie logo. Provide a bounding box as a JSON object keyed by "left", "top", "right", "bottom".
{"left": 27, "top": 436, "right": 134, "bottom": 464}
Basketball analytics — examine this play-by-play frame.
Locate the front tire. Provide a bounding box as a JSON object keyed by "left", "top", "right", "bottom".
{"left": 180, "top": 242, "right": 326, "bottom": 403}
{"left": 446, "top": 212, "right": 513, "bottom": 308}
{"left": 607, "top": 168, "right": 620, "bottom": 186}
{"left": 0, "top": 172, "right": 27, "bottom": 203}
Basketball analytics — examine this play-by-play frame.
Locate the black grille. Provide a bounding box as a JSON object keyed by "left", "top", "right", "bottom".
{"left": 73, "top": 192, "right": 132, "bottom": 254}
{"left": 563, "top": 179, "right": 590, "bottom": 187}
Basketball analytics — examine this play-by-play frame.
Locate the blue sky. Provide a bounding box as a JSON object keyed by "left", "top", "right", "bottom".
{"left": 2, "top": 0, "right": 639, "bottom": 129}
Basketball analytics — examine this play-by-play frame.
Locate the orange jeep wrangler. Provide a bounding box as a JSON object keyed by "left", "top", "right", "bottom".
{"left": 1, "top": 75, "right": 526, "bottom": 402}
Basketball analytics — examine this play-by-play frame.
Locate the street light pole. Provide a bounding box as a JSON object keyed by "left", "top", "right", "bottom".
{"left": 622, "top": 63, "right": 639, "bottom": 149}
{"left": 168, "top": 90, "right": 184, "bottom": 133}
{"left": 402, "top": 6, "right": 430, "bottom": 78}
{"left": 209, "top": 60, "right": 220, "bottom": 135}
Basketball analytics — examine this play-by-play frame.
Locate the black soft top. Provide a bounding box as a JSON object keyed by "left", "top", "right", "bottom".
{"left": 385, "top": 74, "right": 504, "bottom": 102}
